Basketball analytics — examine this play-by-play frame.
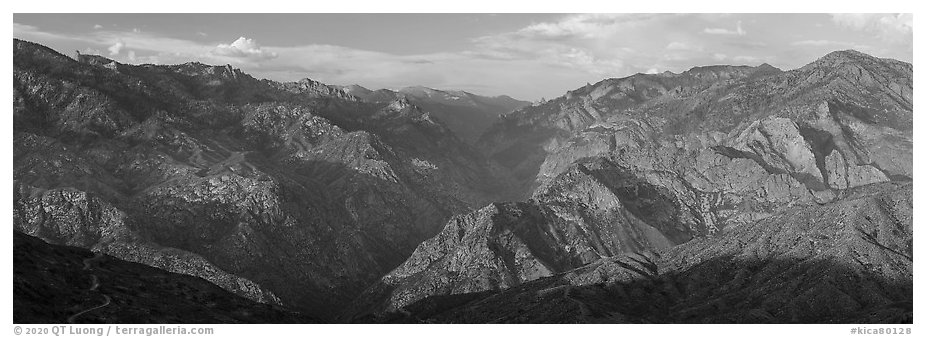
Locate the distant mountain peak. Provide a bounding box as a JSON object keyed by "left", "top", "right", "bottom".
{"left": 341, "top": 84, "right": 372, "bottom": 94}
{"left": 167, "top": 62, "right": 247, "bottom": 80}
{"left": 398, "top": 85, "right": 444, "bottom": 98}
{"left": 757, "top": 62, "right": 776, "bottom": 69}
{"left": 387, "top": 96, "right": 413, "bottom": 110}
{"left": 822, "top": 49, "right": 873, "bottom": 60}
{"left": 804, "top": 49, "right": 891, "bottom": 71}
{"left": 276, "top": 78, "right": 359, "bottom": 101}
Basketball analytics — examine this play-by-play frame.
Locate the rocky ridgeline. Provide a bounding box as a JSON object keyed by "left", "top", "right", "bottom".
{"left": 12, "top": 39, "right": 508, "bottom": 320}
{"left": 13, "top": 183, "right": 283, "bottom": 304}
{"left": 352, "top": 50, "right": 912, "bottom": 320}
{"left": 480, "top": 51, "right": 910, "bottom": 199}
{"left": 357, "top": 182, "right": 912, "bottom": 323}
{"left": 339, "top": 84, "right": 530, "bottom": 144}
{"left": 12, "top": 37, "right": 912, "bottom": 324}
{"left": 272, "top": 78, "right": 359, "bottom": 102}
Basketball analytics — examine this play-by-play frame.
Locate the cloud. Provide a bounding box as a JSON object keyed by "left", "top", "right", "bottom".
{"left": 11, "top": 14, "right": 913, "bottom": 101}
{"left": 93, "top": 24, "right": 103, "bottom": 29}
{"left": 211, "top": 37, "right": 278, "bottom": 62}
{"left": 732, "top": 55, "right": 764, "bottom": 64}
{"left": 108, "top": 41, "right": 124, "bottom": 55}
{"left": 14, "top": 22, "right": 72, "bottom": 42}
{"left": 704, "top": 20, "right": 746, "bottom": 36}
{"left": 513, "top": 13, "right": 660, "bottom": 40}
{"left": 830, "top": 13, "right": 912, "bottom": 45}
{"left": 465, "top": 14, "right": 676, "bottom": 78}
{"left": 666, "top": 41, "right": 703, "bottom": 52}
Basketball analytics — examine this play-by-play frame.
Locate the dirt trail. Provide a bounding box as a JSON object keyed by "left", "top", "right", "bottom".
{"left": 563, "top": 286, "right": 593, "bottom": 320}
{"left": 66, "top": 253, "right": 111, "bottom": 324}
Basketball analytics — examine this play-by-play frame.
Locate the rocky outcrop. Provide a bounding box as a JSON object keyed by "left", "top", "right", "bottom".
{"left": 359, "top": 182, "right": 912, "bottom": 323}
{"left": 478, "top": 50, "right": 911, "bottom": 201}
{"left": 273, "top": 78, "right": 359, "bottom": 102}
{"left": 352, "top": 50, "right": 912, "bottom": 321}
{"left": 12, "top": 184, "right": 281, "bottom": 305}
{"left": 14, "top": 37, "right": 912, "bottom": 324}
{"left": 349, "top": 158, "right": 696, "bottom": 317}
{"left": 12, "top": 38, "right": 509, "bottom": 320}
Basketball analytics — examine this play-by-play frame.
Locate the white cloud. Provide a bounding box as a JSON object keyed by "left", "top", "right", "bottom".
{"left": 108, "top": 41, "right": 124, "bottom": 55}
{"left": 14, "top": 22, "right": 72, "bottom": 42}
{"left": 211, "top": 37, "right": 278, "bottom": 62}
{"left": 11, "top": 14, "right": 913, "bottom": 101}
{"left": 732, "top": 55, "right": 763, "bottom": 64}
{"left": 704, "top": 20, "right": 746, "bottom": 36}
{"left": 465, "top": 14, "right": 675, "bottom": 79}
{"left": 830, "top": 13, "right": 912, "bottom": 45}
{"left": 93, "top": 24, "right": 103, "bottom": 29}
{"left": 514, "top": 13, "right": 660, "bottom": 40}
{"left": 666, "top": 41, "right": 702, "bottom": 51}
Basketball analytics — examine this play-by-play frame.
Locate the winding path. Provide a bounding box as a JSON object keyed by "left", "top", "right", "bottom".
{"left": 563, "top": 286, "right": 593, "bottom": 319}
{"left": 66, "top": 253, "right": 111, "bottom": 324}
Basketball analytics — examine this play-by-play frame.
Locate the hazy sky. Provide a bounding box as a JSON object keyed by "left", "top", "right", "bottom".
{"left": 13, "top": 13, "right": 912, "bottom": 101}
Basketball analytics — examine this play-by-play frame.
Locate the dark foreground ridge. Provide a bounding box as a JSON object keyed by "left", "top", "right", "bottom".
{"left": 13, "top": 231, "right": 319, "bottom": 323}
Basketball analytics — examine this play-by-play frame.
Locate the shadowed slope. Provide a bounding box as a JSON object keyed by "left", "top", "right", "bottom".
{"left": 14, "top": 231, "right": 319, "bottom": 324}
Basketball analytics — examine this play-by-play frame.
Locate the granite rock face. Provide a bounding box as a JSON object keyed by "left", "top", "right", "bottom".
{"left": 486, "top": 49, "right": 910, "bottom": 237}
{"left": 12, "top": 184, "right": 282, "bottom": 305}
{"left": 352, "top": 50, "right": 912, "bottom": 320}
{"left": 13, "top": 37, "right": 913, "bottom": 324}
{"left": 358, "top": 182, "right": 912, "bottom": 323}
{"left": 351, "top": 158, "right": 695, "bottom": 316}
{"left": 480, "top": 51, "right": 910, "bottom": 201}
{"left": 12, "top": 39, "right": 508, "bottom": 319}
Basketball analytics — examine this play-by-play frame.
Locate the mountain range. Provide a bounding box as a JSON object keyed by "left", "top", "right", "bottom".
{"left": 12, "top": 38, "right": 912, "bottom": 323}
{"left": 338, "top": 84, "right": 530, "bottom": 143}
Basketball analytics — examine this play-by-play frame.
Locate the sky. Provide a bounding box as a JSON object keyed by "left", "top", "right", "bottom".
{"left": 13, "top": 13, "right": 913, "bottom": 101}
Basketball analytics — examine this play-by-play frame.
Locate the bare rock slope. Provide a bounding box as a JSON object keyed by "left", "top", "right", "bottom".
{"left": 12, "top": 39, "right": 511, "bottom": 319}
{"left": 351, "top": 50, "right": 912, "bottom": 321}
{"left": 356, "top": 182, "right": 912, "bottom": 323}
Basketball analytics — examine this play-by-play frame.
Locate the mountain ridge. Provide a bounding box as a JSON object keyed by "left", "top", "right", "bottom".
{"left": 12, "top": 38, "right": 913, "bottom": 324}
{"left": 337, "top": 83, "right": 530, "bottom": 143}
{"left": 13, "top": 38, "right": 511, "bottom": 320}
{"left": 348, "top": 48, "right": 913, "bottom": 321}
{"left": 352, "top": 182, "right": 912, "bottom": 323}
